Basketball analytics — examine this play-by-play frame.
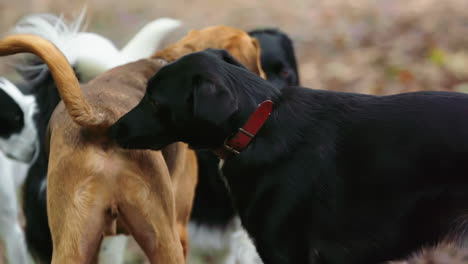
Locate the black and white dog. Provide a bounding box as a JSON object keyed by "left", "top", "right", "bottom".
{"left": 111, "top": 49, "right": 468, "bottom": 264}
{"left": 0, "top": 78, "right": 37, "bottom": 162}
{"left": 0, "top": 77, "right": 37, "bottom": 264}
{"left": 189, "top": 28, "right": 299, "bottom": 263}
{"left": 3, "top": 12, "right": 181, "bottom": 264}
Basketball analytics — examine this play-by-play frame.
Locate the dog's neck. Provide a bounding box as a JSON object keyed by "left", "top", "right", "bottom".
{"left": 256, "top": 90, "right": 309, "bottom": 153}
{"left": 222, "top": 87, "right": 355, "bottom": 166}
{"left": 209, "top": 87, "right": 301, "bottom": 168}
{"left": 215, "top": 87, "right": 321, "bottom": 230}
{"left": 214, "top": 100, "right": 273, "bottom": 159}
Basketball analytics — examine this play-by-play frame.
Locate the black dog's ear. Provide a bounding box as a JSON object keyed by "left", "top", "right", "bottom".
{"left": 205, "top": 49, "right": 246, "bottom": 69}
{"left": 192, "top": 75, "right": 237, "bottom": 125}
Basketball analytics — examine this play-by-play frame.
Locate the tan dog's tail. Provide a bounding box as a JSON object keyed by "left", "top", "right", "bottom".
{"left": 0, "top": 34, "right": 104, "bottom": 129}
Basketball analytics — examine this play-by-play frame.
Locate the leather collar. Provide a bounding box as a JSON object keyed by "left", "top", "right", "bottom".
{"left": 214, "top": 100, "right": 273, "bottom": 159}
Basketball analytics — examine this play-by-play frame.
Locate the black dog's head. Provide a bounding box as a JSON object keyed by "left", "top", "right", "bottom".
{"left": 110, "top": 49, "right": 278, "bottom": 151}
{"left": 249, "top": 28, "right": 299, "bottom": 89}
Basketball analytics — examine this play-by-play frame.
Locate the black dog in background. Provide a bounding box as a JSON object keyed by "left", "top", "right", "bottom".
{"left": 249, "top": 28, "right": 299, "bottom": 88}
{"left": 190, "top": 28, "right": 299, "bottom": 261}
{"left": 111, "top": 49, "right": 468, "bottom": 264}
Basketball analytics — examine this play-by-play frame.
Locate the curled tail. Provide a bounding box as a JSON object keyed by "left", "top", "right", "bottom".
{"left": 0, "top": 34, "right": 105, "bottom": 129}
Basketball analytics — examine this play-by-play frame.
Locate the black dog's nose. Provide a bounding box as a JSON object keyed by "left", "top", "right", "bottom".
{"left": 109, "top": 121, "right": 129, "bottom": 142}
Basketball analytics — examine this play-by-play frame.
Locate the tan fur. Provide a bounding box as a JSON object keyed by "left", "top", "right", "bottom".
{"left": 45, "top": 60, "right": 196, "bottom": 263}
{"left": 153, "top": 25, "right": 266, "bottom": 79}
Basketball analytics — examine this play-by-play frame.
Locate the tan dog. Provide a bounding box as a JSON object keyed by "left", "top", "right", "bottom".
{"left": 154, "top": 25, "right": 266, "bottom": 79}
{"left": 0, "top": 25, "right": 264, "bottom": 264}
{"left": 0, "top": 35, "right": 196, "bottom": 264}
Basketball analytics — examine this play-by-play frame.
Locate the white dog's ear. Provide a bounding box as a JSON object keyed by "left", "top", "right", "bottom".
{"left": 192, "top": 75, "right": 237, "bottom": 125}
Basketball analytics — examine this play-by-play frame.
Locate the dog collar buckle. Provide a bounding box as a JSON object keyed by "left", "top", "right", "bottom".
{"left": 238, "top": 127, "right": 254, "bottom": 138}
{"left": 221, "top": 128, "right": 254, "bottom": 155}
{"left": 215, "top": 100, "right": 273, "bottom": 159}
{"left": 223, "top": 138, "right": 241, "bottom": 155}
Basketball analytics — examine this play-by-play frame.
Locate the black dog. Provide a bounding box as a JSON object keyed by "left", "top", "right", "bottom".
{"left": 111, "top": 49, "right": 468, "bottom": 264}
{"left": 188, "top": 28, "right": 300, "bottom": 262}
{"left": 249, "top": 28, "right": 299, "bottom": 89}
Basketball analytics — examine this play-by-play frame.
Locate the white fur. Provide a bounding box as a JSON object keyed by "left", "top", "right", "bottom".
{"left": 15, "top": 13, "right": 181, "bottom": 83}
{"left": 119, "top": 18, "right": 181, "bottom": 62}
{"left": 0, "top": 78, "right": 38, "bottom": 163}
{"left": 0, "top": 152, "right": 31, "bottom": 264}
{"left": 0, "top": 77, "right": 37, "bottom": 264}
{"left": 188, "top": 217, "right": 263, "bottom": 264}
{"left": 72, "top": 32, "right": 123, "bottom": 82}
{"left": 98, "top": 235, "right": 128, "bottom": 264}
{"left": 13, "top": 11, "right": 116, "bottom": 82}
{"left": 11, "top": 11, "right": 182, "bottom": 264}
{"left": 14, "top": 12, "right": 84, "bottom": 69}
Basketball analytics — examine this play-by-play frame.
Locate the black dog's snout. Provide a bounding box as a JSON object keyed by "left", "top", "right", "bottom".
{"left": 109, "top": 121, "right": 129, "bottom": 142}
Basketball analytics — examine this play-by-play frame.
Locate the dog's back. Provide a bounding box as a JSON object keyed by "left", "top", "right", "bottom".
{"left": 46, "top": 58, "right": 196, "bottom": 262}
{"left": 47, "top": 60, "right": 166, "bottom": 194}
{"left": 49, "top": 59, "right": 159, "bottom": 135}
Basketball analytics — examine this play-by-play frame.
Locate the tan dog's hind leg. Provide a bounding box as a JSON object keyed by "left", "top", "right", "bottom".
{"left": 178, "top": 222, "right": 189, "bottom": 258}
{"left": 117, "top": 170, "right": 185, "bottom": 264}
{"left": 47, "top": 166, "right": 110, "bottom": 264}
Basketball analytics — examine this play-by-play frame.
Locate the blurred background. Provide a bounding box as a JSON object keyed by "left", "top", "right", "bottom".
{"left": 2, "top": 0, "right": 468, "bottom": 95}
{"left": 1, "top": 0, "right": 468, "bottom": 262}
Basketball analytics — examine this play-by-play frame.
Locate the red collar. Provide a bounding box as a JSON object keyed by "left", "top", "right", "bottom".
{"left": 214, "top": 100, "right": 274, "bottom": 159}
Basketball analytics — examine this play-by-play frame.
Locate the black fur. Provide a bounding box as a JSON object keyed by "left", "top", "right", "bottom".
{"left": 0, "top": 89, "right": 24, "bottom": 138}
{"left": 16, "top": 59, "right": 74, "bottom": 263}
{"left": 249, "top": 28, "right": 299, "bottom": 89}
{"left": 191, "top": 29, "right": 300, "bottom": 237}
{"left": 190, "top": 150, "right": 235, "bottom": 226}
{"left": 111, "top": 49, "right": 468, "bottom": 263}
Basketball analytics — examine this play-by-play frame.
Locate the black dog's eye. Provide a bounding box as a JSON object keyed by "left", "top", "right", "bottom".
{"left": 274, "top": 63, "right": 291, "bottom": 79}
{"left": 280, "top": 68, "right": 291, "bottom": 78}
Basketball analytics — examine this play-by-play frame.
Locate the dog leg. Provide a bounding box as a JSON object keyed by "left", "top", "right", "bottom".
{"left": 47, "top": 170, "right": 108, "bottom": 264}
{"left": 118, "top": 173, "right": 185, "bottom": 264}
{"left": 172, "top": 147, "right": 198, "bottom": 260}
{"left": 178, "top": 223, "right": 189, "bottom": 259}
{"left": 120, "top": 204, "right": 184, "bottom": 264}
{"left": 98, "top": 235, "right": 128, "bottom": 264}
{"left": 0, "top": 155, "right": 30, "bottom": 264}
